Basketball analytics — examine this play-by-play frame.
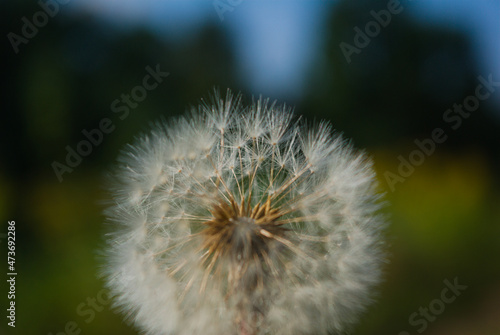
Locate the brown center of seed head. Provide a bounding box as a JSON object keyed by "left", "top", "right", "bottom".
{"left": 200, "top": 196, "right": 289, "bottom": 299}
{"left": 202, "top": 197, "right": 287, "bottom": 263}
{"left": 201, "top": 196, "right": 291, "bottom": 335}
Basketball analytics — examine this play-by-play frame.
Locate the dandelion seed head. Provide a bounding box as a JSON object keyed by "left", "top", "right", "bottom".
{"left": 103, "top": 90, "right": 386, "bottom": 335}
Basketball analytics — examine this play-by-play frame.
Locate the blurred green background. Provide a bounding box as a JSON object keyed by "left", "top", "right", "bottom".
{"left": 1, "top": 0, "right": 499, "bottom": 334}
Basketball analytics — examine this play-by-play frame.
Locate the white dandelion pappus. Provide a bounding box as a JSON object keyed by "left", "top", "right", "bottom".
{"left": 103, "top": 90, "right": 386, "bottom": 335}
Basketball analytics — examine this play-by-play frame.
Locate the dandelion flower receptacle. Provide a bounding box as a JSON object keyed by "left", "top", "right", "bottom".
{"left": 103, "top": 90, "right": 386, "bottom": 335}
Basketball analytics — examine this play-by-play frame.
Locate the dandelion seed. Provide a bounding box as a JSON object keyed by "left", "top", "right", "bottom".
{"left": 103, "top": 89, "right": 386, "bottom": 335}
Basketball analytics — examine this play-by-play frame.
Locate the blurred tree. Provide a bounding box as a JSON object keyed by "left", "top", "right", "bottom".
{"left": 301, "top": 0, "right": 500, "bottom": 161}
{"left": 1, "top": 0, "right": 240, "bottom": 180}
